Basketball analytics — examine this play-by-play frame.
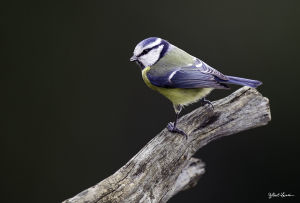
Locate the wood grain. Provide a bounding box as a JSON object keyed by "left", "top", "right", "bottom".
{"left": 63, "top": 87, "right": 271, "bottom": 203}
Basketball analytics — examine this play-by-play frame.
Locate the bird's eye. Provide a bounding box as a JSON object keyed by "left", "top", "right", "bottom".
{"left": 142, "top": 48, "right": 151, "bottom": 55}
{"left": 137, "top": 48, "right": 152, "bottom": 57}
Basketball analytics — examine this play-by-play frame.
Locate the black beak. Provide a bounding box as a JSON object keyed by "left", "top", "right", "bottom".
{"left": 130, "top": 56, "right": 137, "bottom": 61}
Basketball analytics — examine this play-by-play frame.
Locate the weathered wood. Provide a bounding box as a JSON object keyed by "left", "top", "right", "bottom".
{"left": 63, "top": 87, "right": 271, "bottom": 203}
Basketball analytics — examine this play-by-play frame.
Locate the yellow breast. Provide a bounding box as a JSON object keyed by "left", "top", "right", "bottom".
{"left": 142, "top": 67, "right": 213, "bottom": 106}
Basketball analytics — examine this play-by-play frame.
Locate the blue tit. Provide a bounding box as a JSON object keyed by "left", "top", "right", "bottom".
{"left": 130, "top": 37, "right": 262, "bottom": 137}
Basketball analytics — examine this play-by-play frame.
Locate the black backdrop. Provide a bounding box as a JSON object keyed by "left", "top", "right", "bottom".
{"left": 1, "top": 0, "right": 299, "bottom": 202}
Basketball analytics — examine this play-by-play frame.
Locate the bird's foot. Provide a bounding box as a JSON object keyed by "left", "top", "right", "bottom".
{"left": 167, "top": 122, "right": 187, "bottom": 139}
{"left": 200, "top": 98, "right": 214, "bottom": 110}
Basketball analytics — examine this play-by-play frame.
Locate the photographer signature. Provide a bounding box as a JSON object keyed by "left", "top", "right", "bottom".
{"left": 268, "top": 192, "right": 295, "bottom": 199}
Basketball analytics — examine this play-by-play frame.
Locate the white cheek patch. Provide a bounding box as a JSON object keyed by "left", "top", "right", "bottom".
{"left": 139, "top": 45, "right": 164, "bottom": 67}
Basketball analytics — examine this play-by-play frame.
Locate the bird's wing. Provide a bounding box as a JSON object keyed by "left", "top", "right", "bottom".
{"left": 194, "top": 59, "right": 229, "bottom": 81}
{"left": 147, "top": 59, "right": 229, "bottom": 89}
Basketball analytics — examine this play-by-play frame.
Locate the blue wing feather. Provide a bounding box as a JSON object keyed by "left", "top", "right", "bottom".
{"left": 146, "top": 58, "right": 262, "bottom": 89}
{"left": 168, "top": 69, "right": 229, "bottom": 89}
{"left": 147, "top": 62, "right": 229, "bottom": 89}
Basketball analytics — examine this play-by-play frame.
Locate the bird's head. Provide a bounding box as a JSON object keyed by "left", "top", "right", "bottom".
{"left": 130, "top": 37, "right": 170, "bottom": 69}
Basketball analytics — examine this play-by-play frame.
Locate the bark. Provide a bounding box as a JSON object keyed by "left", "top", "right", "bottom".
{"left": 63, "top": 87, "right": 271, "bottom": 203}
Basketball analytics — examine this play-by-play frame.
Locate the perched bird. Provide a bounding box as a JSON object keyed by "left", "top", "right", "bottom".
{"left": 130, "top": 37, "right": 262, "bottom": 137}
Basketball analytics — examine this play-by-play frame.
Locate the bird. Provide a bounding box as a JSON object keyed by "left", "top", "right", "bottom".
{"left": 130, "top": 37, "right": 262, "bottom": 137}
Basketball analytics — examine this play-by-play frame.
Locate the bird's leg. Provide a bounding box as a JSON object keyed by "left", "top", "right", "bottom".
{"left": 200, "top": 97, "right": 214, "bottom": 110}
{"left": 167, "top": 104, "right": 187, "bottom": 139}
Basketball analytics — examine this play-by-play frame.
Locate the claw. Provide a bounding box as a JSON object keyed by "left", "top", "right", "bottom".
{"left": 200, "top": 98, "right": 214, "bottom": 110}
{"left": 167, "top": 122, "right": 188, "bottom": 139}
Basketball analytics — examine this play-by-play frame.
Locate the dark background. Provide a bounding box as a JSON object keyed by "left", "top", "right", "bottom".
{"left": 1, "top": 0, "right": 299, "bottom": 202}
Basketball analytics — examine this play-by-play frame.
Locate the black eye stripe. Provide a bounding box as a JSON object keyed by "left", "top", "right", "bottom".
{"left": 141, "top": 48, "right": 151, "bottom": 55}
{"left": 137, "top": 48, "right": 151, "bottom": 57}
{"left": 137, "top": 43, "right": 163, "bottom": 57}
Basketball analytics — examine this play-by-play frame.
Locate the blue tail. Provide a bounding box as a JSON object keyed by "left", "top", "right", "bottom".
{"left": 224, "top": 75, "right": 262, "bottom": 88}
